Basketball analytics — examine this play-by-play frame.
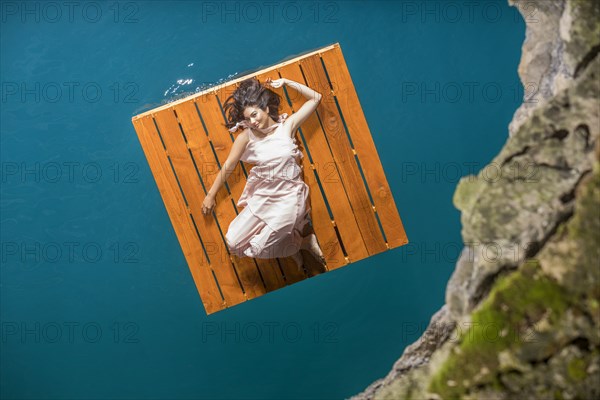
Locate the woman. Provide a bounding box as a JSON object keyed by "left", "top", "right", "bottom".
{"left": 201, "top": 77, "right": 325, "bottom": 271}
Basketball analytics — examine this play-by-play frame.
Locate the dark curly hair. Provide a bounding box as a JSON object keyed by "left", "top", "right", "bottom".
{"left": 222, "top": 77, "right": 282, "bottom": 132}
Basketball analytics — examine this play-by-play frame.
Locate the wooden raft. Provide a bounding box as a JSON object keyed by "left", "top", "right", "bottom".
{"left": 131, "top": 42, "right": 408, "bottom": 315}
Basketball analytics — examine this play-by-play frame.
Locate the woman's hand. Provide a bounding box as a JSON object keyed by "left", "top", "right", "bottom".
{"left": 266, "top": 77, "right": 286, "bottom": 88}
{"left": 202, "top": 193, "right": 216, "bottom": 215}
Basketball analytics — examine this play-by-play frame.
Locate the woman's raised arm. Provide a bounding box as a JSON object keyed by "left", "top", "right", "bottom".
{"left": 267, "top": 78, "right": 322, "bottom": 134}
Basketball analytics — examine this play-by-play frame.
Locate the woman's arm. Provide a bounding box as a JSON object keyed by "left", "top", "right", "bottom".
{"left": 284, "top": 78, "right": 322, "bottom": 102}
{"left": 268, "top": 78, "right": 322, "bottom": 135}
{"left": 202, "top": 131, "right": 249, "bottom": 215}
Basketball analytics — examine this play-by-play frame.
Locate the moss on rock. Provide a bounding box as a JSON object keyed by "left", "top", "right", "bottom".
{"left": 428, "top": 260, "right": 571, "bottom": 399}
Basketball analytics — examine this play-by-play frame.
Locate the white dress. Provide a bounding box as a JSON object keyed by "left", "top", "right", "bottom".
{"left": 225, "top": 115, "right": 311, "bottom": 259}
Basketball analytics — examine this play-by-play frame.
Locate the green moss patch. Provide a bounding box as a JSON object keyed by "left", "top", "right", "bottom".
{"left": 567, "top": 357, "right": 588, "bottom": 382}
{"left": 429, "top": 260, "right": 571, "bottom": 399}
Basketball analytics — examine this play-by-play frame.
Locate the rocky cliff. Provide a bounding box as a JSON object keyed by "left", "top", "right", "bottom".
{"left": 351, "top": 0, "right": 600, "bottom": 398}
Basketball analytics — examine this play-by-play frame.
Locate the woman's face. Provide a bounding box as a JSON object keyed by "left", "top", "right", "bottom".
{"left": 243, "top": 106, "right": 271, "bottom": 129}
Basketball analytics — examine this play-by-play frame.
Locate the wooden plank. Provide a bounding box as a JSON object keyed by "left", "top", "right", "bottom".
{"left": 277, "top": 61, "right": 370, "bottom": 264}
{"left": 268, "top": 67, "right": 348, "bottom": 271}
{"left": 174, "top": 100, "right": 286, "bottom": 292}
{"left": 133, "top": 116, "right": 224, "bottom": 314}
{"left": 321, "top": 45, "right": 409, "bottom": 248}
{"left": 253, "top": 258, "right": 287, "bottom": 291}
{"left": 152, "top": 110, "right": 251, "bottom": 304}
{"left": 300, "top": 53, "right": 388, "bottom": 258}
{"left": 169, "top": 102, "right": 231, "bottom": 270}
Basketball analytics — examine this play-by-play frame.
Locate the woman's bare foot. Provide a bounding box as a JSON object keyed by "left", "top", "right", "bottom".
{"left": 291, "top": 251, "right": 304, "bottom": 271}
{"left": 301, "top": 233, "right": 326, "bottom": 264}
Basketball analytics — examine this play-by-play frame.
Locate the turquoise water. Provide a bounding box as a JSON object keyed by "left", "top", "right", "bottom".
{"left": 1, "top": 1, "right": 525, "bottom": 399}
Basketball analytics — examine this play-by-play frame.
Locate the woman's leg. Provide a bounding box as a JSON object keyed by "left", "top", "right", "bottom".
{"left": 225, "top": 207, "right": 263, "bottom": 257}
{"left": 290, "top": 251, "right": 304, "bottom": 271}
{"left": 300, "top": 233, "right": 326, "bottom": 263}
